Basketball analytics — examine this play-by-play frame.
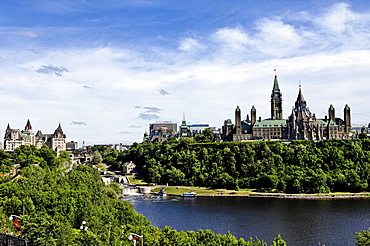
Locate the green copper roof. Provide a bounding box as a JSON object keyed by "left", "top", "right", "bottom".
{"left": 251, "top": 105, "right": 256, "bottom": 111}
{"left": 19, "top": 130, "right": 30, "bottom": 141}
{"left": 345, "top": 104, "right": 350, "bottom": 110}
{"left": 236, "top": 105, "right": 240, "bottom": 111}
{"left": 273, "top": 75, "right": 280, "bottom": 92}
{"left": 329, "top": 104, "right": 334, "bottom": 110}
{"left": 317, "top": 119, "right": 338, "bottom": 127}
{"left": 253, "top": 119, "right": 286, "bottom": 128}
{"left": 226, "top": 119, "right": 232, "bottom": 125}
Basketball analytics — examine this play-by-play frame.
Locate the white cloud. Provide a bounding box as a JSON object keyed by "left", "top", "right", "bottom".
{"left": 1, "top": 45, "right": 370, "bottom": 144}
{"left": 211, "top": 26, "right": 252, "bottom": 51}
{"left": 178, "top": 37, "right": 205, "bottom": 52}
{"left": 254, "top": 19, "right": 303, "bottom": 56}
{"left": 16, "top": 31, "right": 39, "bottom": 37}
{"left": 316, "top": 3, "right": 361, "bottom": 34}
{"left": 1, "top": 2, "right": 370, "bottom": 144}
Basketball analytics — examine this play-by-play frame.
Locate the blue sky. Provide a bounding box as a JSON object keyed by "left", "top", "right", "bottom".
{"left": 1, "top": 0, "right": 370, "bottom": 145}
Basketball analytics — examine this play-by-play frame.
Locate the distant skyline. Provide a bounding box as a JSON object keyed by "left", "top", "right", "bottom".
{"left": 1, "top": 1, "right": 370, "bottom": 145}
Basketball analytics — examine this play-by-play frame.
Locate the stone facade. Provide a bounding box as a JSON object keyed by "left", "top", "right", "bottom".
{"left": 222, "top": 74, "right": 353, "bottom": 141}
{"left": 4, "top": 120, "right": 67, "bottom": 152}
{"left": 122, "top": 161, "right": 136, "bottom": 174}
{"left": 144, "top": 122, "right": 178, "bottom": 142}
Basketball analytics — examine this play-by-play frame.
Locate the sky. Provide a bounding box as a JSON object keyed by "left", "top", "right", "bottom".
{"left": 1, "top": 0, "right": 370, "bottom": 145}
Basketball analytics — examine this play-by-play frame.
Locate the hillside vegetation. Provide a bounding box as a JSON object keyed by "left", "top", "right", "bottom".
{"left": 0, "top": 145, "right": 285, "bottom": 245}
{"left": 108, "top": 139, "right": 370, "bottom": 193}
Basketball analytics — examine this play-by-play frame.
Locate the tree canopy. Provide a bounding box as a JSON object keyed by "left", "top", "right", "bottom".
{"left": 109, "top": 139, "right": 370, "bottom": 193}
{"left": 0, "top": 145, "right": 285, "bottom": 245}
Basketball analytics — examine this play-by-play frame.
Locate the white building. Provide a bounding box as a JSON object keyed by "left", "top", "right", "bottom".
{"left": 4, "top": 120, "right": 67, "bottom": 152}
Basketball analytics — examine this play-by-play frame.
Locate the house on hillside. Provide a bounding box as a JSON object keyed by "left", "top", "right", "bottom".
{"left": 122, "top": 161, "right": 136, "bottom": 174}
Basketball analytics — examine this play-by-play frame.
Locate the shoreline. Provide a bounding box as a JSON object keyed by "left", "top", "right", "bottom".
{"left": 164, "top": 193, "right": 370, "bottom": 199}
{"left": 149, "top": 186, "right": 370, "bottom": 200}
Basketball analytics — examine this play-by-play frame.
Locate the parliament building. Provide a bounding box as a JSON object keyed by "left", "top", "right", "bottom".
{"left": 222, "top": 74, "right": 353, "bottom": 141}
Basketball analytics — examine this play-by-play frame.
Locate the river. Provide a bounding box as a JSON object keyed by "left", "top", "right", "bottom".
{"left": 122, "top": 195, "right": 370, "bottom": 246}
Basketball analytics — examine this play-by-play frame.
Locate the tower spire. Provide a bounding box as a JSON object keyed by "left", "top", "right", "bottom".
{"left": 273, "top": 74, "right": 280, "bottom": 93}
{"left": 181, "top": 111, "right": 187, "bottom": 126}
{"left": 25, "top": 119, "right": 32, "bottom": 131}
{"left": 296, "top": 82, "right": 305, "bottom": 103}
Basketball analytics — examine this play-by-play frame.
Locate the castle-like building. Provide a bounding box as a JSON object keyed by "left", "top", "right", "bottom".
{"left": 222, "top": 74, "right": 353, "bottom": 141}
{"left": 4, "top": 119, "right": 67, "bottom": 152}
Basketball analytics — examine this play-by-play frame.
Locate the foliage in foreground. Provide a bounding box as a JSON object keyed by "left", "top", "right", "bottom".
{"left": 0, "top": 163, "right": 285, "bottom": 245}
{"left": 0, "top": 145, "right": 70, "bottom": 174}
{"left": 107, "top": 139, "right": 370, "bottom": 193}
{"left": 356, "top": 229, "right": 370, "bottom": 246}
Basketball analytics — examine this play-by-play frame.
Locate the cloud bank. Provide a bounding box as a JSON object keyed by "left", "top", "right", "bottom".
{"left": 0, "top": 2, "right": 370, "bottom": 145}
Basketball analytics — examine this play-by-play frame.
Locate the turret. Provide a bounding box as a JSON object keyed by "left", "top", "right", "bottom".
{"left": 251, "top": 105, "right": 257, "bottom": 125}
{"left": 328, "top": 104, "right": 335, "bottom": 122}
{"left": 344, "top": 104, "right": 351, "bottom": 133}
{"left": 235, "top": 106, "right": 241, "bottom": 135}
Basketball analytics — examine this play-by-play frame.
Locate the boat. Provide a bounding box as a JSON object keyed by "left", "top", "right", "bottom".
{"left": 182, "top": 191, "right": 196, "bottom": 197}
{"left": 156, "top": 188, "right": 167, "bottom": 197}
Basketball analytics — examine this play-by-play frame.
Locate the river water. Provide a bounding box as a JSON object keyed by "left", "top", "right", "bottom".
{"left": 122, "top": 195, "right": 370, "bottom": 246}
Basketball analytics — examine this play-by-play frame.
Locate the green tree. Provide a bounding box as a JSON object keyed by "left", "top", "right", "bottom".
{"left": 0, "top": 150, "right": 13, "bottom": 174}
{"left": 358, "top": 133, "right": 368, "bottom": 139}
{"left": 272, "top": 234, "right": 286, "bottom": 246}
{"left": 93, "top": 150, "right": 103, "bottom": 164}
{"left": 356, "top": 229, "right": 370, "bottom": 246}
{"left": 195, "top": 128, "right": 215, "bottom": 143}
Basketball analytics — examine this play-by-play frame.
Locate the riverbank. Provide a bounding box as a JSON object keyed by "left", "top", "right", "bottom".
{"left": 151, "top": 186, "right": 370, "bottom": 199}
{"left": 132, "top": 191, "right": 370, "bottom": 246}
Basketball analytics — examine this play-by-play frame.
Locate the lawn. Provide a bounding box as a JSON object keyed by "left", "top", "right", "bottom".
{"left": 151, "top": 186, "right": 252, "bottom": 196}
{"left": 127, "top": 175, "right": 148, "bottom": 185}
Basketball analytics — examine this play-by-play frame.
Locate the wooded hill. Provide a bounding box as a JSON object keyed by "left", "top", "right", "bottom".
{"left": 0, "top": 146, "right": 285, "bottom": 245}
{"left": 108, "top": 139, "right": 370, "bottom": 193}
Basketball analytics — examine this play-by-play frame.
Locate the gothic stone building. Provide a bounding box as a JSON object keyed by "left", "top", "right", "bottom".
{"left": 222, "top": 74, "right": 352, "bottom": 141}
{"left": 4, "top": 119, "right": 67, "bottom": 152}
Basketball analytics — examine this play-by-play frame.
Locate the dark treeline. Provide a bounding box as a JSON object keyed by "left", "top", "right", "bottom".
{"left": 0, "top": 145, "right": 286, "bottom": 245}
{"left": 108, "top": 139, "right": 370, "bottom": 193}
